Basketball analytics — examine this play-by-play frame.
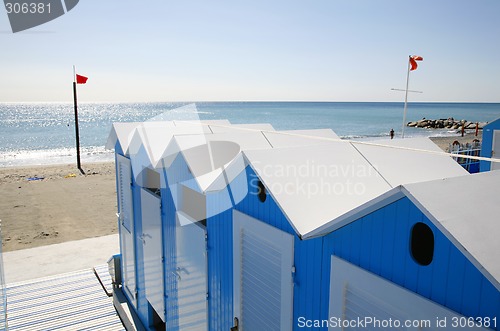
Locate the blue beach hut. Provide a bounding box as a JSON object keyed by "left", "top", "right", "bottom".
{"left": 107, "top": 120, "right": 499, "bottom": 331}
{"left": 480, "top": 117, "right": 500, "bottom": 172}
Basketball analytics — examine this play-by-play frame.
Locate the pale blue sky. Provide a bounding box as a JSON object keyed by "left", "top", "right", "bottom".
{"left": 1, "top": 0, "right": 499, "bottom": 102}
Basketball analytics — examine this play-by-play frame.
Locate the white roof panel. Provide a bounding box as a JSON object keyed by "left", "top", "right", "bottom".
{"left": 173, "top": 132, "right": 272, "bottom": 153}
{"left": 105, "top": 122, "right": 142, "bottom": 153}
{"left": 127, "top": 123, "right": 213, "bottom": 169}
{"left": 263, "top": 129, "right": 340, "bottom": 148}
{"left": 243, "top": 143, "right": 393, "bottom": 238}
{"left": 171, "top": 136, "right": 242, "bottom": 192}
{"left": 209, "top": 123, "right": 275, "bottom": 133}
{"left": 354, "top": 137, "right": 469, "bottom": 186}
{"left": 106, "top": 120, "right": 228, "bottom": 156}
{"left": 403, "top": 170, "right": 500, "bottom": 290}
{"left": 172, "top": 132, "right": 274, "bottom": 192}
{"left": 173, "top": 119, "right": 231, "bottom": 130}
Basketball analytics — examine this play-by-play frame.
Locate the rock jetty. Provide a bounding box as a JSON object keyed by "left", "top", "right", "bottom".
{"left": 407, "top": 118, "right": 488, "bottom": 130}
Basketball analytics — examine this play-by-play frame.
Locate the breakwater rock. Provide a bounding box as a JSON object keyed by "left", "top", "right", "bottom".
{"left": 407, "top": 118, "right": 488, "bottom": 130}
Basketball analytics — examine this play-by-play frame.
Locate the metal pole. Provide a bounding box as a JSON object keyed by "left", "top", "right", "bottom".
{"left": 401, "top": 56, "right": 411, "bottom": 138}
{"left": 73, "top": 81, "right": 84, "bottom": 175}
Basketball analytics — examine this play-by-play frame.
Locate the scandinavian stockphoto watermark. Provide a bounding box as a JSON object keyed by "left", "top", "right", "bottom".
{"left": 3, "top": 0, "right": 79, "bottom": 33}
{"left": 248, "top": 159, "right": 380, "bottom": 199}
{"left": 126, "top": 103, "right": 382, "bottom": 221}
{"left": 297, "top": 316, "right": 497, "bottom": 329}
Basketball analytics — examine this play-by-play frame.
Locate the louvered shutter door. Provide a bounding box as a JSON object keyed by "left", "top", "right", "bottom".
{"left": 116, "top": 154, "right": 137, "bottom": 307}
{"left": 233, "top": 210, "right": 294, "bottom": 331}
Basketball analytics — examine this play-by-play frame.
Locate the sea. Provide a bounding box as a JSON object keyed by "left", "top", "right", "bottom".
{"left": 1, "top": 102, "right": 499, "bottom": 167}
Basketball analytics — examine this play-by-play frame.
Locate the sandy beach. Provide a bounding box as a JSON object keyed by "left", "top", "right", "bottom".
{"left": 0, "top": 134, "right": 481, "bottom": 253}
{"left": 0, "top": 162, "right": 117, "bottom": 252}
{"left": 429, "top": 133, "right": 481, "bottom": 151}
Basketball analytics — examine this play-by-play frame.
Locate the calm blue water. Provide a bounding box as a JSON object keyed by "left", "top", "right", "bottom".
{"left": 1, "top": 102, "right": 499, "bottom": 167}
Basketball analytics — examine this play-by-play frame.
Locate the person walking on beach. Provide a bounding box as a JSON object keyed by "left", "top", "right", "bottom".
{"left": 390, "top": 128, "right": 395, "bottom": 139}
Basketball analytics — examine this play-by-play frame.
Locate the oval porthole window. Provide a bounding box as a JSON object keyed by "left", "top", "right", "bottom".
{"left": 257, "top": 180, "right": 266, "bottom": 202}
{"left": 410, "top": 222, "right": 434, "bottom": 266}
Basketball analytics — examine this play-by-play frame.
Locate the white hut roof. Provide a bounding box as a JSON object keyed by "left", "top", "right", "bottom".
{"left": 209, "top": 123, "right": 275, "bottom": 133}
{"left": 107, "top": 121, "right": 349, "bottom": 193}
{"left": 107, "top": 120, "right": 498, "bottom": 289}
{"left": 170, "top": 129, "right": 337, "bottom": 192}
{"left": 105, "top": 122, "right": 143, "bottom": 153}
{"left": 108, "top": 121, "right": 476, "bottom": 245}
{"left": 263, "top": 129, "right": 340, "bottom": 148}
{"left": 108, "top": 122, "right": 471, "bottom": 233}
{"left": 243, "top": 143, "right": 393, "bottom": 237}
{"left": 171, "top": 132, "right": 274, "bottom": 192}
{"left": 244, "top": 137, "right": 469, "bottom": 239}
{"left": 353, "top": 138, "right": 468, "bottom": 186}
{"left": 105, "top": 120, "right": 228, "bottom": 156}
{"left": 402, "top": 170, "right": 500, "bottom": 290}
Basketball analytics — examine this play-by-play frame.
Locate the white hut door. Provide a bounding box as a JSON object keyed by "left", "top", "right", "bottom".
{"left": 141, "top": 189, "right": 165, "bottom": 322}
{"left": 116, "top": 154, "right": 137, "bottom": 308}
{"left": 233, "top": 210, "right": 294, "bottom": 331}
{"left": 329, "top": 256, "right": 489, "bottom": 331}
{"left": 492, "top": 130, "right": 500, "bottom": 170}
{"left": 175, "top": 212, "right": 208, "bottom": 330}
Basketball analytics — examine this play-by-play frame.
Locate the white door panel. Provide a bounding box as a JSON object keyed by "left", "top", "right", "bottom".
{"left": 329, "top": 256, "right": 490, "bottom": 330}
{"left": 116, "top": 154, "right": 136, "bottom": 307}
{"left": 233, "top": 210, "right": 294, "bottom": 331}
{"left": 141, "top": 189, "right": 164, "bottom": 322}
{"left": 175, "top": 212, "right": 208, "bottom": 330}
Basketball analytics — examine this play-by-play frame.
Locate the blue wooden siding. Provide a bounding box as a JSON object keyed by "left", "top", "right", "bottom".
{"left": 324, "top": 197, "right": 500, "bottom": 330}
{"left": 206, "top": 203, "right": 233, "bottom": 331}
{"left": 125, "top": 151, "right": 190, "bottom": 330}
{"left": 206, "top": 166, "right": 499, "bottom": 330}
{"left": 161, "top": 152, "right": 213, "bottom": 330}
{"left": 480, "top": 118, "right": 500, "bottom": 172}
{"left": 115, "top": 150, "right": 151, "bottom": 328}
{"left": 160, "top": 153, "right": 197, "bottom": 331}
{"left": 119, "top": 144, "right": 499, "bottom": 330}
{"left": 235, "top": 167, "right": 326, "bottom": 331}
{"left": 131, "top": 172, "right": 150, "bottom": 327}
{"left": 236, "top": 167, "right": 295, "bottom": 235}
{"left": 207, "top": 166, "right": 326, "bottom": 331}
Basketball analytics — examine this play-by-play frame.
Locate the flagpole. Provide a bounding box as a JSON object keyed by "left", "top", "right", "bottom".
{"left": 401, "top": 56, "right": 411, "bottom": 138}
{"left": 73, "top": 65, "right": 84, "bottom": 175}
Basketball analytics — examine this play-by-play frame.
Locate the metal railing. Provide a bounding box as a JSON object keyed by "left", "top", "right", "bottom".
{"left": 448, "top": 140, "right": 481, "bottom": 173}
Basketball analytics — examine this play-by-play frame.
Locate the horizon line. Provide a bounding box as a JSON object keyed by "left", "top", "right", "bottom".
{"left": 1, "top": 100, "right": 500, "bottom": 104}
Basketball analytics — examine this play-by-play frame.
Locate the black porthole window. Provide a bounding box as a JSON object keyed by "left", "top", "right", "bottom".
{"left": 410, "top": 222, "right": 434, "bottom": 266}
{"left": 257, "top": 180, "right": 267, "bottom": 202}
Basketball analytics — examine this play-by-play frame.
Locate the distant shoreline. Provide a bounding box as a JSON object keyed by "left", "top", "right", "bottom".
{"left": 1, "top": 101, "right": 500, "bottom": 105}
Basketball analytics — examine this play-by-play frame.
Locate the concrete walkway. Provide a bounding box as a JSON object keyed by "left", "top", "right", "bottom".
{"left": 3, "top": 234, "right": 119, "bottom": 284}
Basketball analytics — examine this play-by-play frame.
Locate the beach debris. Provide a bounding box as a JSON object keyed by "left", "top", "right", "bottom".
{"left": 64, "top": 173, "right": 77, "bottom": 178}
{"left": 34, "top": 231, "right": 59, "bottom": 239}
{"left": 27, "top": 176, "right": 44, "bottom": 181}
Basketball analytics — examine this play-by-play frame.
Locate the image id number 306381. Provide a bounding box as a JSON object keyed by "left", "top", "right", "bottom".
{"left": 451, "top": 316, "right": 497, "bottom": 329}
{"left": 5, "top": 2, "right": 51, "bottom": 14}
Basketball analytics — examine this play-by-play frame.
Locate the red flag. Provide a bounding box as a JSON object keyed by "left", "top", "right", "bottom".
{"left": 409, "top": 55, "right": 423, "bottom": 71}
{"left": 76, "top": 74, "right": 88, "bottom": 84}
